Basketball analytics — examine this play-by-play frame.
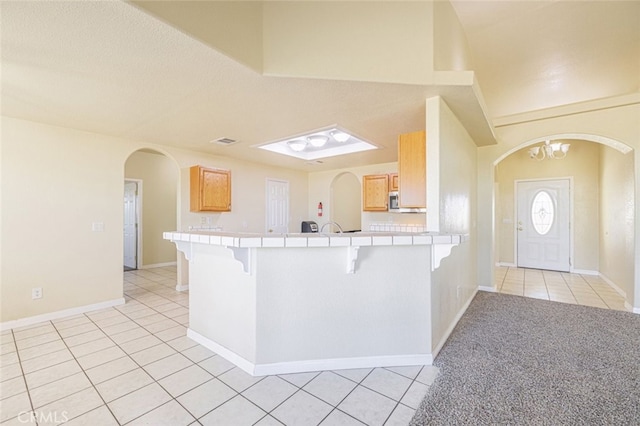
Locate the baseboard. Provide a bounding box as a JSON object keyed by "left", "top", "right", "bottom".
{"left": 431, "top": 288, "right": 478, "bottom": 360}
{"left": 478, "top": 285, "right": 497, "bottom": 292}
{"left": 0, "top": 297, "right": 126, "bottom": 331}
{"left": 187, "top": 328, "right": 433, "bottom": 377}
{"left": 253, "top": 353, "right": 433, "bottom": 377}
{"left": 140, "top": 261, "right": 177, "bottom": 269}
{"left": 633, "top": 306, "right": 640, "bottom": 315}
{"left": 187, "top": 329, "right": 256, "bottom": 374}
{"left": 176, "top": 284, "right": 189, "bottom": 292}
{"left": 572, "top": 268, "right": 599, "bottom": 276}
{"left": 598, "top": 273, "right": 627, "bottom": 298}
{"left": 496, "top": 262, "right": 516, "bottom": 267}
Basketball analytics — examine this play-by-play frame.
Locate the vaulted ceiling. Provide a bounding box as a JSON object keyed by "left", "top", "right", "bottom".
{"left": 1, "top": 1, "right": 638, "bottom": 171}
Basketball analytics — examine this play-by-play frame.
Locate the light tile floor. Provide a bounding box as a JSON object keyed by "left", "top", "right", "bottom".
{"left": 0, "top": 266, "right": 439, "bottom": 426}
{"left": 494, "top": 266, "right": 630, "bottom": 312}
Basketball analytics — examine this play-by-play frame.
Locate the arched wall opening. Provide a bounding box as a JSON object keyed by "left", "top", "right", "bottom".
{"left": 491, "top": 134, "right": 634, "bottom": 308}
{"left": 123, "top": 148, "right": 180, "bottom": 279}
{"left": 330, "top": 172, "right": 362, "bottom": 233}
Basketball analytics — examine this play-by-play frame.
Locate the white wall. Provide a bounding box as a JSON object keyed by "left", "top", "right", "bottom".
{"left": 599, "top": 144, "right": 634, "bottom": 299}
{"left": 125, "top": 150, "right": 178, "bottom": 267}
{"left": 495, "top": 141, "right": 600, "bottom": 271}
{"left": 427, "top": 97, "right": 478, "bottom": 353}
{"left": 0, "top": 117, "right": 309, "bottom": 323}
{"left": 308, "top": 96, "right": 479, "bottom": 355}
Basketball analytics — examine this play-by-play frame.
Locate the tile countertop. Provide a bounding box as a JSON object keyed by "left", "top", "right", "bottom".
{"left": 163, "top": 231, "right": 469, "bottom": 248}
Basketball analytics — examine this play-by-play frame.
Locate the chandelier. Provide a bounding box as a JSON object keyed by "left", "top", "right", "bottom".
{"left": 528, "top": 140, "right": 570, "bottom": 160}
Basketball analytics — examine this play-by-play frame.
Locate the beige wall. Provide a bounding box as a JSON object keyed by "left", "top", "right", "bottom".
{"left": 495, "top": 141, "right": 600, "bottom": 271}
{"left": 1, "top": 118, "right": 129, "bottom": 322}
{"left": 477, "top": 96, "right": 640, "bottom": 309}
{"left": 130, "top": 1, "right": 264, "bottom": 72}
{"left": 0, "top": 117, "right": 309, "bottom": 323}
{"left": 599, "top": 145, "right": 634, "bottom": 298}
{"left": 433, "top": 0, "right": 473, "bottom": 71}
{"left": 427, "top": 97, "right": 478, "bottom": 353}
{"left": 171, "top": 151, "right": 308, "bottom": 235}
{"left": 125, "top": 150, "right": 178, "bottom": 267}
{"left": 331, "top": 173, "right": 361, "bottom": 233}
{"left": 263, "top": 1, "right": 434, "bottom": 84}
{"left": 308, "top": 162, "right": 427, "bottom": 232}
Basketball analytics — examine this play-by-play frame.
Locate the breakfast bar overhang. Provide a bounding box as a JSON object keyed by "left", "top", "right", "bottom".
{"left": 164, "top": 231, "right": 464, "bottom": 376}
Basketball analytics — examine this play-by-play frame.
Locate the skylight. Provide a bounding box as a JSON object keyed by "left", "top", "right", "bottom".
{"left": 256, "top": 126, "right": 378, "bottom": 160}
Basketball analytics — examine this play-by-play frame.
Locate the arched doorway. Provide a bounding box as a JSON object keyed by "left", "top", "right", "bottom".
{"left": 492, "top": 136, "right": 634, "bottom": 309}
{"left": 123, "top": 149, "right": 179, "bottom": 272}
{"left": 330, "top": 172, "right": 362, "bottom": 233}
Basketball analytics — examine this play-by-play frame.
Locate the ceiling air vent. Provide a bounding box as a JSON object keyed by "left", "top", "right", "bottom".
{"left": 211, "top": 137, "right": 237, "bottom": 146}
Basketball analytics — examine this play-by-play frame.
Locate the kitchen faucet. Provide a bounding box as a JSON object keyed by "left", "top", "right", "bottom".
{"left": 320, "top": 221, "right": 343, "bottom": 234}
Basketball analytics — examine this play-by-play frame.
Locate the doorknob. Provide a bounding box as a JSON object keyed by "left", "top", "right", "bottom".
{"left": 518, "top": 227, "right": 523, "bottom": 231}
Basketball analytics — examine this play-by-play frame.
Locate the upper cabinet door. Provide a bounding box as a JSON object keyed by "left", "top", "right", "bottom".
{"left": 362, "top": 174, "right": 389, "bottom": 211}
{"left": 398, "top": 131, "right": 426, "bottom": 208}
{"left": 190, "top": 165, "right": 231, "bottom": 212}
{"left": 389, "top": 173, "right": 399, "bottom": 192}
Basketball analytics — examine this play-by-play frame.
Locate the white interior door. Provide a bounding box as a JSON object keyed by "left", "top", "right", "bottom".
{"left": 517, "top": 179, "right": 571, "bottom": 272}
{"left": 124, "top": 181, "right": 139, "bottom": 269}
{"left": 266, "top": 179, "right": 289, "bottom": 233}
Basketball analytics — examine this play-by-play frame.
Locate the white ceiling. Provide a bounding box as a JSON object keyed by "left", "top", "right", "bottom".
{"left": 1, "top": 1, "right": 638, "bottom": 171}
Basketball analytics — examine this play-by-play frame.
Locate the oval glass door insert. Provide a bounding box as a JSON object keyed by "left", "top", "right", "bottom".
{"left": 531, "top": 190, "right": 554, "bottom": 235}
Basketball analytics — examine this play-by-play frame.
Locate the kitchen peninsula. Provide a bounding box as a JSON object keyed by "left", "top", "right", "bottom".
{"left": 164, "top": 230, "right": 466, "bottom": 376}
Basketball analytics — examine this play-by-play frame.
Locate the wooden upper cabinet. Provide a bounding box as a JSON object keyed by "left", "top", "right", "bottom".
{"left": 389, "top": 173, "right": 399, "bottom": 192}
{"left": 398, "top": 130, "right": 426, "bottom": 208}
{"left": 190, "top": 165, "right": 231, "bottom": 212}
{"left": 362, "top": 174, "right": 389, "bottom": 211}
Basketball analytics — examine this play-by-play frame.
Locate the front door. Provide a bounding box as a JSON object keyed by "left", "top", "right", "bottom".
{"left": 266, "top": 179, "right": 289, "bottom": 233}
{"left": 516, "top": 179, "right": 571, "bottom": 272}
{"left": 124, "top": 181, "right": 139, "bottom": 270}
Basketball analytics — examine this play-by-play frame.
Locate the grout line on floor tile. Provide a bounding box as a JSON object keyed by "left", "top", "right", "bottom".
{"left": 380, "top": 366, "right": 426, "bottom": 426}
{"left": 8, "top": 329, "right": 36, "bottom": 424}
{"left": 112, "top": 272, "right": 216, "bottom": 425}
{"left": 45, "top": 313, "right": 123, "bottom": 424}
{"left": 497, "top": 266, "right": 628, "bottom": 311}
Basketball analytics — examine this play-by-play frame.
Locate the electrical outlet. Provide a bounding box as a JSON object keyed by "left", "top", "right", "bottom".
{"left": 32, "top": 287, "right": 43, "bottom": 300}
{"left": 200, "top": 216, "right": 207, "bottom": 225}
